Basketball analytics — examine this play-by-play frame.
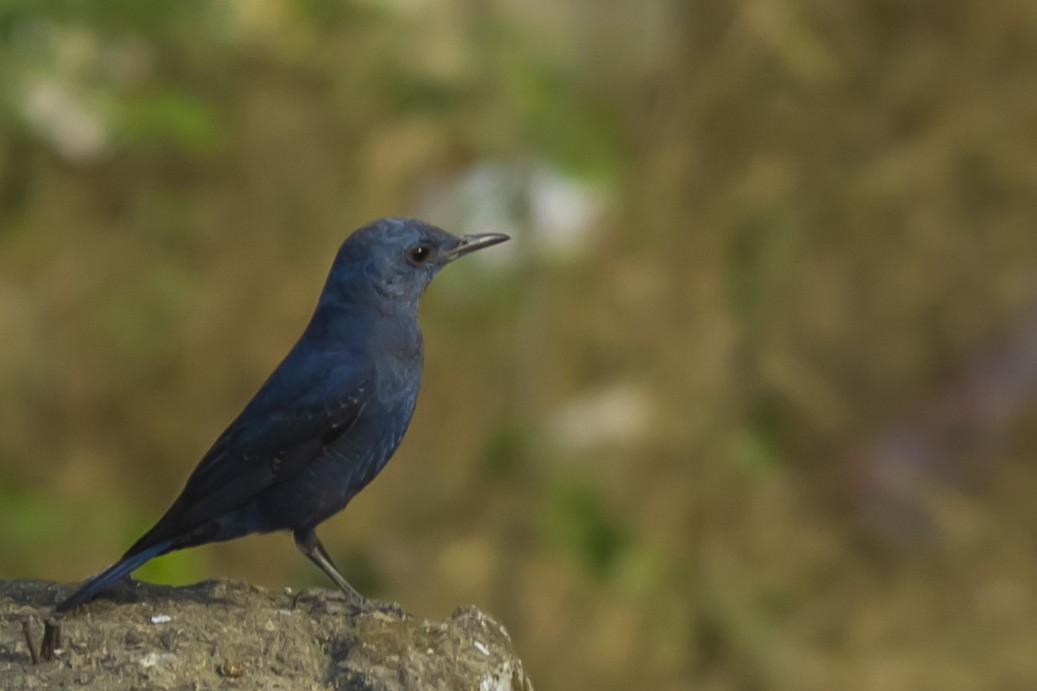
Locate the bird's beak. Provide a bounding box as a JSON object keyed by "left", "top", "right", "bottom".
{"left": 443, "top": 233, "right": 510, "bottom": 262}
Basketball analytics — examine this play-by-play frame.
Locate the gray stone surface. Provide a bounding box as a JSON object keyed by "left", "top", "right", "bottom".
{"left": 1, "top": 578, "right": 532, "bottom": 690}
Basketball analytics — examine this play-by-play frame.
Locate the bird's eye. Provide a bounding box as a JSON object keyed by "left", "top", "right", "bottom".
{"left": 406, "top": 244, "right": 433, "bottom": 266}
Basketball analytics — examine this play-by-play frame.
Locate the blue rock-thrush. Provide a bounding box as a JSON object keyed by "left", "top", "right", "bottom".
{"left": 56, "top": 218, "right": 508, "bottom": 612}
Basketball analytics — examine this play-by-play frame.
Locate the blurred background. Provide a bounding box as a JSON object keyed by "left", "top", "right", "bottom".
{"left": 3, "top": 0, "right": 1037, "bottom": 688}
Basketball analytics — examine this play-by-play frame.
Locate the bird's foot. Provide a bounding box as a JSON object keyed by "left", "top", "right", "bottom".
{"left": 287, "top": 588, "right": 406, "bottom": 618}
{"left": 352, "top": 597, "right": 406, "bottom": 618}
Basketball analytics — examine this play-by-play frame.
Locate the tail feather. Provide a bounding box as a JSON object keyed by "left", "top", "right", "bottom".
{"left": 55, "top": 539, "right": 173, "bottom": 612}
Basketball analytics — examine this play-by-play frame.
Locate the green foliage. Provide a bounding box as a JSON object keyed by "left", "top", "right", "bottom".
{"left": 97, "top": 264, "right": 194, "bottom": 363}
{"left": 0, "top": 484, "right": 136, "bottom": 575}
{"left": 728, "top": 425, "right": 782, "bottom": 477}
{"left": 477, "top": 425, "right": 526, "bottom": 482}
{"left": 0, "top": 0, "right": 212, "bottom": 33}
{"left": 516, "top": 62, "right": 620, "bottom": 181}
{"left": 5, "top": 489, "right": 86, "bottom": 550}
{"left": 136, "top": 549, "right": 207, "bottom": 587}
{"left": 118, "top": 91, "right": 220, "bottom": 154}
{"left": 545, "top": 480, "right": 629, "bottom": 579}
{"left": 725, "top": 203, "right": 802, "bottom": 324}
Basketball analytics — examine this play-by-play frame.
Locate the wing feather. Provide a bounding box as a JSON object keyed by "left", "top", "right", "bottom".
{"left": 124, "top": 348, "right": 369, "bottom": 557}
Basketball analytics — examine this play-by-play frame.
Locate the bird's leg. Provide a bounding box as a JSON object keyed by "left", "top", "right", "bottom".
{"left": 293, "top": 528, "right": 367, "bottom": 609}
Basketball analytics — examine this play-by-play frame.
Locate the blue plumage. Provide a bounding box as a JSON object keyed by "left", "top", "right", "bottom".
{"left": 56, "top": 218, "right": 508, "bottom": 612}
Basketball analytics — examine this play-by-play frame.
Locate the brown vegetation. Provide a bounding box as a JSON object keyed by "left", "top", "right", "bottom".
{"left": 2, "top": 1, "right": 1037, "bottom": 688}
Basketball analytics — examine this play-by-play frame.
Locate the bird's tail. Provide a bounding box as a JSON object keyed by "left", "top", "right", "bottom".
{"left": 55, "top": 539, "right": 173, "bottom": 613}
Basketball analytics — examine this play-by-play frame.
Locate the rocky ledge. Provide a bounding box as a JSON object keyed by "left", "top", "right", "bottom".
{"left": 0, "top": 578, "right": 531, "bottom": 690}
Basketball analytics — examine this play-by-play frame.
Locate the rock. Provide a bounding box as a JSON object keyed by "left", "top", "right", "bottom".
{"left": 0, "top": 578, "right": 532, "bottom": 690}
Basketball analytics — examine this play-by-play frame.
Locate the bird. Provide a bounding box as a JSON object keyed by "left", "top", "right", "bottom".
{"left": 56, "top": 217, "right": 509, "bottom": 613}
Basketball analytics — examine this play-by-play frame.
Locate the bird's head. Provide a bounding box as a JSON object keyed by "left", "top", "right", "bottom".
{"left": 320, "top": 217, "right": 509, "bottom": 314}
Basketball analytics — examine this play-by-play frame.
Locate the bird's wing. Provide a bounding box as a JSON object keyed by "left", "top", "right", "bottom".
{"left": 125, "top": 350, "right": 370, "bottom": 557}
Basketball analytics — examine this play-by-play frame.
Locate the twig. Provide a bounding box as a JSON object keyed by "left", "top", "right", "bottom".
{"left": 41, "top": 617, "right": 62, "bottom": 661}
{"left": 21, "top": 619, "right": 39, "bottom": 665}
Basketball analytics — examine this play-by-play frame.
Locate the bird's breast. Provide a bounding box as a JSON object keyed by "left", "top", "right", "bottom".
{"left": 369, "top": 323, "right": 423, "bottom": 403}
